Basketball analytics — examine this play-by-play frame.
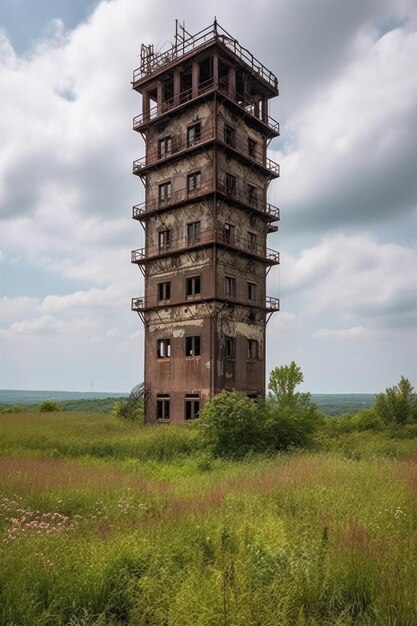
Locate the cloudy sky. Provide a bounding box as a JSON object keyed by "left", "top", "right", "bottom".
{"left": 1, "top": 0, "right": 416, "bottom": 393}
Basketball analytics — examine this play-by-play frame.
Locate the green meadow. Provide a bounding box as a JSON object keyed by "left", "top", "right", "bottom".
{"left": 1, "top": 410, "right": 416, "bottom": 625}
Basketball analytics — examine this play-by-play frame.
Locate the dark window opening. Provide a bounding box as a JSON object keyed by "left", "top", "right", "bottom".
{"left": 224, "top": 124, "right": 236, "bottom": 148}
{"left": 185, "top": 394, "right": 200, "bottom": 420}
{"left": 225, "top": 276, "right": 236, "bottom": 297}
{"left": 158, "top": 229, "right": 171, "bottom": 251}
{"left": 181, "top": 68, "right": 192, "bottom": 99}
{"left": 158, "top": 136, "right": 172, "bottom": 159}
{"left": 186, "top": 336, "right": 201, "bottom": 357}
{"left": 225, "top": 336, "right": 235, "bottom": 359}
{"left": 158, "top": 281, "right": 171, "bottom": 301}
{"left": 187, "top": 122, "right": 201, "bottom": 147}
{"left": 187, "top": 171, "right": 201, "bottom": 193}
{"left": 248, "top": 138, "right": 257, "bottom": 158}
{"left": 247, "top": 231, "right": 257, "bottom": 251}
{"left": 247, "top": 339, "right": 259, "bottom": 360}
{"left": 157, "top": 395, "right": 170, "bottom": 419}
{"left": 247, "top": 184, "right": 258, "bottom": 207}
{"left": 158, "top": 181, "right": 172, "bottom": 203}
{"left": 224, "top": 223, "right": 235, "bottom": 244}
{"left": 247, "top": 282, "right": 257, "bottom": 301}
{"left": 199, "top": 57, "right": 212, "bottom": 84}
{"left": 187, "top": 221, "right": 201, "bottom": 245}
{"left": 186, "top": 275, "right": 201, "bottom": 297}
{"left": 157, "top": 339, "right": 171, "bottom": 358}
{"left": 225, "top": 173, "right": 236, "bottom": 197}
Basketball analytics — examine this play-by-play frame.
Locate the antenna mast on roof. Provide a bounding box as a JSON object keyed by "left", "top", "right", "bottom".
{"left": 175, "top": 19, "right": 192, "bottom": 56}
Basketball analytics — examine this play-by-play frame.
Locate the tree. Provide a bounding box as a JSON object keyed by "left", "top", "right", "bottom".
{"left": 198, "top": 390, "right": 264, "bottom": 458}
{"left": 374, "top": 376, "right": 417, "bottom": 425}
{"left": 266, "top": 362, "right": 320, "bottom": 448}
{"left": 268, "top": 361, "right": 310, "bottom": 410}
{"left": 38, "top": 399, "right": 60, "bottom": 413}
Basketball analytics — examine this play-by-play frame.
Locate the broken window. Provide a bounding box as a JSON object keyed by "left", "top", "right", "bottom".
{"left": 185, "top": 394, "right": 200, "bottom": 420}
{"left": 186, "top": 275, "right": 201, "bottom": 297}
{"left": 158, "top": 281, "right": 171, "bottom": 301}
{"left": 247, "top": 339, "right": 259, "bottom": 360}
{"left": 157, "top": 395, "right": 170, "bottom": 419}
{"left": 186, "top": 336, "right": 201, "bottom": 357}
{"left": 157, "top": 339, "right": 171, "bottom": 358}
{"left": 187, "top": 122, "right": 201, "bottom": 147}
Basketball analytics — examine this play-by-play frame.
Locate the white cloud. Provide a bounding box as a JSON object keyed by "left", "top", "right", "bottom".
{"left": 315, "top": 326, "right": 372, "bottom": 340}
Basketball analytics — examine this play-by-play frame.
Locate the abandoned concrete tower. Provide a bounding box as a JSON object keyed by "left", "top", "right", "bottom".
{"left": 131, "top": 20, "right": 280, "bottom": 423}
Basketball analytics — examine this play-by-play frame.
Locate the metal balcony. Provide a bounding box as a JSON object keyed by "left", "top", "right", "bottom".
{"left": 133, "top": 77, "right": 279, "bottom": 136}
{"left": 131, "top": 297, "right": 145, "bottom": 311}
{"left": 132, "top": 180, "right": 280, "bottom": 223}
{"left": 131, "top": 228, "right": 280, "bottom": 266}
{"left": 265, "top": 296, "right": 280, "bottom": 311}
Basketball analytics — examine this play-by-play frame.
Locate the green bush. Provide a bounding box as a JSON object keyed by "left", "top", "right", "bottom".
{"left": 38, "top": 399, "right": 60, "bottom": 413}
{"left": 198, "top": 390, "right": 264, "bottom": 458}
{"left": 112, "top": 398, "right": 144, "bottom": 423}
{"left": 374, "top": 376, "right": 417, "bottom": 424}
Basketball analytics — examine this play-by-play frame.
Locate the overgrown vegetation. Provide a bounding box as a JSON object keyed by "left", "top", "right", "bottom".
{"left": 1, "top": 370, "right": 416, "bottom": 625}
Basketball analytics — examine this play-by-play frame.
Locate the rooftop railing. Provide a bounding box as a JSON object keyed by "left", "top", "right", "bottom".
{"left": 134, "top": 21, "right": 278, "bottom": 92}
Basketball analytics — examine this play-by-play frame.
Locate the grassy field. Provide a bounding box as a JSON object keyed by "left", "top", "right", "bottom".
{"left": 1, "top": 411, "right": 416, "bottom": 625}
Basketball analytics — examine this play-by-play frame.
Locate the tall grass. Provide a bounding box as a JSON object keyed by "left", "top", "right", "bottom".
{"left": 0, "top": 411, "right": 416, "bottom": 625}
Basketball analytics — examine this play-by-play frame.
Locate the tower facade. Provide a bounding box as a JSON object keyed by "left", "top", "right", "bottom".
{"left": 131, "top": 21, "right": 280, "bottom": 423}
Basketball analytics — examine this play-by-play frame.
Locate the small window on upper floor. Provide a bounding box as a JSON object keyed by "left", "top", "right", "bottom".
{"left": 247, "top": 231, "right": 257, "bottom": 252}
{"left": 225, "top": 336, "right": 235, "bottom": 359}
{"left": 224, "top": 223, "right": 235, "bottom": 244}
{"left": 247, "top": 184, "right": 258, "bottom": 207}
{"left": 158, "top": 229, "right": 171, "bottom": 251}
{"left": 158, "top": 181, "right": 172, "bottom": 203}
{"left": 185, "top": 336, "right": 201, "bottom": 357}
{"left": 225, "top": 276, "right": 236, "bottom": 298}
{"left": 224, "top": 124, "right": 236, "bottom": 148}
{"left": 158, "top": 281, "right": 171, "bottom": 301}
{"left": 247, "top": 282, "right": 257, "bottom": 301}
{"left": 158, "top": 136, "right": 172, "bottom": 160}
{"left": 186, "top": 275, "right": 201, "bottom": 297}
{"left": 225, "top": 173, "right": 236, "bottom": 197}
{"left": 187, "top": 221, "right": 201, "bottom": 245}
{"left": 248, "top": 138, "right": 257, "bottom": 159}
{"left": 187, "top": 171, "right": 201, "bottom": 193}
{"left": 187, "top": 122, "right": 201, "bottom": 147}
{"left": 157, "top": 338, "right": 171, "bottom": 359}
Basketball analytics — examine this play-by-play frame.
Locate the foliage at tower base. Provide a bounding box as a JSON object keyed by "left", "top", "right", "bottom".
{"left": 198, "top": 362, "right": 320, "bottom": 458}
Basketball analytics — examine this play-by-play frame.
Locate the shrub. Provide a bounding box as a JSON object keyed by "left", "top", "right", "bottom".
{"left": 198, "top": 390, "right": 264, "bottom": 458}
{"left": 112, "top": 399, "right": 144, "bottom": 424}
{"left": 374, "top": 376, "right": 417, "bottom": 424}
{"left": 38, "top": 400, "right": 60, "bottom": 413}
